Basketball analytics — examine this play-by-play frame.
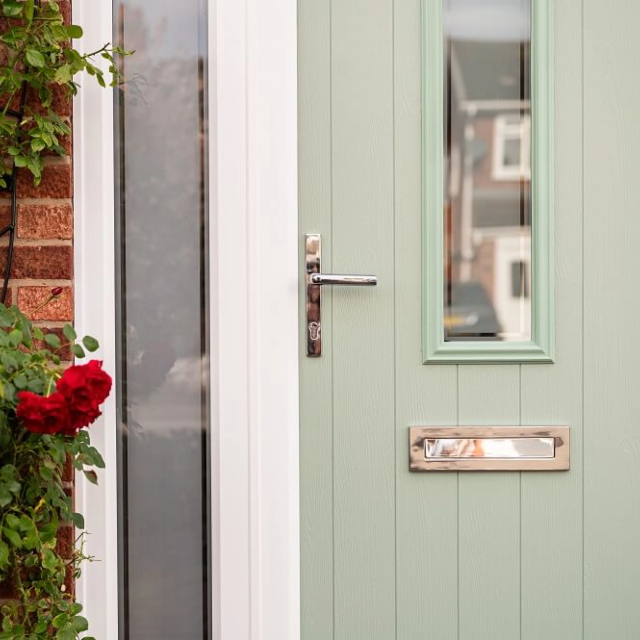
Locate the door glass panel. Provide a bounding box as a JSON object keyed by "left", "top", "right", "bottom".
{"left": 114, "top": 1, "right": 210, "bottom": 639}
{"left": 444, "top": 0, "right": 531, "bottom": 341}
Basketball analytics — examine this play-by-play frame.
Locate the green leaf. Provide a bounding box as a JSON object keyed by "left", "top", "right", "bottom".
{"left": 5, "top": 515, "right": 19, "bottom": 530}
{"left": 63, "top": 324, "right": 77, "bottom": 341}
{"left": 25, "top": 49, "right": 45, "bottom": 68}
{"left": 51, "top": 614, "right": 69, "bottom": 629}
{"left": 3, "top": 527, "right": 21, "bottom": 548}
{"left": 87, "top": 446, "right": 105, "bottom": 468}
{"left": 27, "top": 378, "right": 44, "bottom": 393}
{"left": 83, "top": 470, "right": 98, "bottom": 485}
{"left": 0, "top": 540, "right": 8, "bottom": 572}
{"left": 30, "top": 138, "right": 46, "bottom": 153}
{"left": 39, "top": 466, "right": 53, "bottom": 481}
{"left": 55, "top": 64, "right": 72, "bottom": 85}
{"left": 0, "top": 487, "right": 11, "bottom": 508}
{"left": 71, "top": 344, "right": 85, "bottom": 359}
{"left": 71, "top": 512, "right": 84, "bottom": 529}
{"left": 13, "top": 155, "right": 28, "bottom": 168}
{"left": 25, "top": 0, "right": 34, "bottom": 22}
{"left": 82, "top": 335, "right": 99, "bottom": 352}
{"left": 71, "top": 616, "right": 88, "bottom": 633}
{"left": 13, "top": 374, "right": 27, "bottom": 390}
{"left": 19, "top": 517, "right": 38, "bottom": 550}
{"left": 45, "top": 333, "right": 61, "bottom": 348}
{"left": 32, "top": 326, "right": 44, "bottom": 340}
{"left": 2, "top": 1, "right": 23, "bottom": 17}
{"left": 42, "top": 548, "right": 57, "bottom": 572}
{"left": 8, "top": 329, "right": 22, "bottom": 347}
{"left": 0, "top": 310, "right": 13, "bottom": 328}
{"left": 67, "top": 25, "right": 84, "bottom": 39}
{"left": 56, "top": 628, "right": 77, "bottom": 640}
{"left": 1, "top": 353, "right": 17, "bottom": 370}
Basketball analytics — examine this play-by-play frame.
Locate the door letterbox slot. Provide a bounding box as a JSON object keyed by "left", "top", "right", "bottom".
{"left": 410, "top": 426, "right": 569, "bottom": 471}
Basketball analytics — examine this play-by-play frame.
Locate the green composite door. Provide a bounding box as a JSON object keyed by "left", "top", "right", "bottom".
{"left": 299, "top": 0, "right": 640, "bottom": 639}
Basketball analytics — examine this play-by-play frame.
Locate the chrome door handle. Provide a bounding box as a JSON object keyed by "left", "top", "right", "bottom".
{"left": 305, "top": 234, "right": 377, "bottom": 357}
{"left": 310, "top": 273, "right": 377, "bottom": 286}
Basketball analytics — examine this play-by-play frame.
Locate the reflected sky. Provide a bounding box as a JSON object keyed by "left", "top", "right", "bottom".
{"left": 444, "top": 0, "right": 530, "bottom": 41}
{"left": 117, "top": 0, "right": 204, "bottom": 58}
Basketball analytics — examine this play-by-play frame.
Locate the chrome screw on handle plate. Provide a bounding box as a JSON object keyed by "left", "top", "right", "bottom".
{"left": 305, "top": 234, "right": 377, "bottom": 357}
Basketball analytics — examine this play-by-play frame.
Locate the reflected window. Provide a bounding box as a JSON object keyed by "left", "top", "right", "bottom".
{"left": 493, "top": 114, "right": 531, "bottom": 180}
{"left": 444, "top": 0, "right": 532, "bottom": 342}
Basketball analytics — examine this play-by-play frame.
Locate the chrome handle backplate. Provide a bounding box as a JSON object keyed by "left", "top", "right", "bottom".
{"left": 305, "top": 234, "right": 377, "bottom": 357}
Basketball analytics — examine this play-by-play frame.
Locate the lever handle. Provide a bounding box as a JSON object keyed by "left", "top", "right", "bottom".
{"left": 310, "top": 273, "right": 377, "bottom": 286}
{"left": 305, "top": 234, "right": 377, "bottom": 357}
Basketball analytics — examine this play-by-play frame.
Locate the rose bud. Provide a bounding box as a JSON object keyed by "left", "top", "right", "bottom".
{"left": 51, "top": 286, "right": 64, "bottom": 297}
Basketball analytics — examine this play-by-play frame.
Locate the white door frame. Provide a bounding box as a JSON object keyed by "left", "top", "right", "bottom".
{"left": 73, "top": 1, "right": 300, "bottom": 639}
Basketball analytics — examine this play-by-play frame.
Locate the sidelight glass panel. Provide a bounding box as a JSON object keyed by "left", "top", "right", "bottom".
{"left": 114, "top": 1, "right": 210, "bottom": 639}
{"left": 443, "top": 0, "right": 532, "bottom": 342}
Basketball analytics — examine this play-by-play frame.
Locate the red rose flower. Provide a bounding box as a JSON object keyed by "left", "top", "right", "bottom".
{"left": 57, "top": 360, "right": 112, "bottom": 431}
{"left": 16, "top": 391, "right": 71, "bottom": 435}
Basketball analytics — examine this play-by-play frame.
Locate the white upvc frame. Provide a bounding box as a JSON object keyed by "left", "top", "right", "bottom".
{"left": 73, "top": 1, "right": 300, "bottom": 639}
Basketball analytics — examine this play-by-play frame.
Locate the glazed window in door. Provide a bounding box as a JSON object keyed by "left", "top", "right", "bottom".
{"left": 423, "top": 0, "right": 554, "bottom": 362}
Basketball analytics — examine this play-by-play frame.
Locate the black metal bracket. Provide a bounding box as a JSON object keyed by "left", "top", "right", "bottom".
{"left": 0, "top": 81, "right": 28, "bottom": 305}
{"left": 1, "top": 0, "right": 42, "bottom": 305}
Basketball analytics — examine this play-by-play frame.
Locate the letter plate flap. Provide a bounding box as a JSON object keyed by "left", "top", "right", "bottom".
{"left": 410, "top": 426, "right": 570, "bottom": 471}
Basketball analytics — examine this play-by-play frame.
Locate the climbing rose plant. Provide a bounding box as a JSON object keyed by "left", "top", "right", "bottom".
{"left": 0, "top": 293, "right": 111, "bottom": 640}
{"left": 0, "top": 0, "right": 127, "bottom": 187}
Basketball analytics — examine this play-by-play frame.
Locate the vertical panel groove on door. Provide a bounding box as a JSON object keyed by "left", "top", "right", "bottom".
{"left": 520, "top": 0, "right": 584, "bottom": 637}
{"left": 458, "top": 366, "right": 520, "bottom": 640}
{"left": 331, "top": 0, "right": 396, "bottom": 638}
{"left": 584, "top": 0, "right": 640, "bottom": 637}
{"left": 299, "top": 0, "right": 334, "bottom": 638}
{"left": 394, "top": 1, "right": 459, "bottom": 639}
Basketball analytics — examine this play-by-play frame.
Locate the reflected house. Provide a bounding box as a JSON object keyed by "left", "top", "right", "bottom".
{"left": 444, "top": 1, "right": 532, "bottom": 342}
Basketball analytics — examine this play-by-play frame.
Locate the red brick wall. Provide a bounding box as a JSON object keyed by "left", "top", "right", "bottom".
{"left": 1, "top": 0, "right": 73, "bottom": 330}
{"left": 0, "top": 0, "right": 75, "bottom": 608}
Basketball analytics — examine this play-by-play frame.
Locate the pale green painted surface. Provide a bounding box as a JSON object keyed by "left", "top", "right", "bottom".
{"left": 422, "top": 0, "right": 554, "bottom": 363}
{"left": 299, "top": 0, "right": 640, "bottom": 638}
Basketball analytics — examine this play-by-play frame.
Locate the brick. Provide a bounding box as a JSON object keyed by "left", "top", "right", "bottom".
{"left": 64, "top": 566, "right": 75, "bottom": 597}
{"left": 18, "top": 203, "right": 73, "bottom": 240}
{"left": 63, "top": 455, "right": 74, "bottom": 482}
{"left": 0, "top": 246, "right": 73, "bottom": 279}
{"left": 0, "top": 578, "right": 17, "bottom": 600}
{"left": 0, "top": 206, "right": 10, "bottom": 230}
{"left": 59, "top": 0, "right": 71, "bottom": 25}
{"left": 25, "top": 83, "right": 72, "bottom": 118}
{"left": 56, "top": 525, "right": 74, "bottom": 559}
{"left": 16, "top": 163, "right": 72, "bottom": 199}
{"left": 17, "top": 286, "right": 73, "bottom": 322}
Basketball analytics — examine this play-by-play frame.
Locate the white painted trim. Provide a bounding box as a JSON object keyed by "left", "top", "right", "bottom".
{"left": 72, "top": 1, "right": 119, "bottom": 638}
{"left": 212, "top": 1, "right": 300, "bottom": 639}
{"left": 74, "top": 0, "right": 300, "bottom": 639}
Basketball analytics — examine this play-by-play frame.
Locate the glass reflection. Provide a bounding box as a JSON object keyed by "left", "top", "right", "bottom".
{"left": 114, "top": 1, "right": 210, "bottom": 639}
{"left": 444, "top": 0, "right": 532, "bottom": 342}
{"left": 425, "top": 437, "right": 555, "bottom": 459}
